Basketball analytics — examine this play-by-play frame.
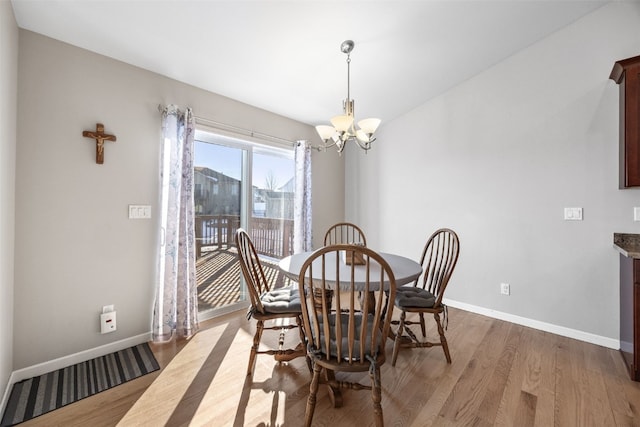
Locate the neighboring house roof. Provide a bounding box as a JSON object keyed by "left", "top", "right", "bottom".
{"left": 278, "top": 177, "right": 295, "bottom": 192}
{"left": 195, "top": 166, "right": 238, "bottom": 184}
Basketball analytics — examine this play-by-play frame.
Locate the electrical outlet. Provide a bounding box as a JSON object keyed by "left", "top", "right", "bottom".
{"left": 500, "top": 283, "right": 510, "bottom": 295}
{"left": 100, "top": 311, "right": 117, "bottom": 334}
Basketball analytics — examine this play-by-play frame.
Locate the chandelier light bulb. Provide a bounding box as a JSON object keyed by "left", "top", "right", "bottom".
{"left": 355, "top": 129, "right": 369, "bottom": 143}
{"left": 357, "top": 118, "right": 381, "bottom": 136}
{"left": 330, "top": 115, "right": 354, "bottom": 133}
{"left": 316, "top": 125, "right": 337, "bottom": 142}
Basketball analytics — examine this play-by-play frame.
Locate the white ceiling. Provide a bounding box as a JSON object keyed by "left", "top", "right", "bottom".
{"left": 11, "top": 0, "right": 607, "bottom": 127}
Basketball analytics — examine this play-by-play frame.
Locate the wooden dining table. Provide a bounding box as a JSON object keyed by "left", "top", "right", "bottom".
{"left": 278, "top": 250, "right": 423, "bottom": 289}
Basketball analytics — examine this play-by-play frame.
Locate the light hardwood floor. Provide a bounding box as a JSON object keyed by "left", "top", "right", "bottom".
{"left": 18, "top": 307, "right": 640, "bottom": 426}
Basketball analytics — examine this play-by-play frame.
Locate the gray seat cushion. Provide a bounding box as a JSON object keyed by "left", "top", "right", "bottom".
{"left": 395, "top": 286, "right": 436, "bottom": 308}
{"left": 311, "top": 312, "right": 380, "bottom": 361}
{"left": 260, "top": 287, "right": 301, "bottom": 313}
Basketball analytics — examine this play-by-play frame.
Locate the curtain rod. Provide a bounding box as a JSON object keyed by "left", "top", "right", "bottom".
{"left": 157, "top": 104, "right": 299, "bottom": 148}
{"left": 195, "top": 116, "right": 298, "bottom": 147}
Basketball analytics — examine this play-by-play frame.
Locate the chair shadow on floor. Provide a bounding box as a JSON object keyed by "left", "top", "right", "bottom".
{"left": 154, "top": 310, "right": 308, "bottom": 427}
{"left": 233, "top": 362, "right": 308, "bottom": 427}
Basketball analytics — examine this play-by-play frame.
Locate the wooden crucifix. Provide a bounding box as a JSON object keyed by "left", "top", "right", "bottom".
{"left": 82, "top": 123, "right": 116, "bottom": 164}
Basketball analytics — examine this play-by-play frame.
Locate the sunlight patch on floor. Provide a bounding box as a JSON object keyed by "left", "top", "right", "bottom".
{"left": 117, "top": 321, "right": 244, "bottom": 426}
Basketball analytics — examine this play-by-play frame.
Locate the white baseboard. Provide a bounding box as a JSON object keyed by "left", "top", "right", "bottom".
{"left": 443, "top": 298, "right": 620, "bottom": 350}
{"left": 1, "top": 332, "right": 151, "bottom": 416}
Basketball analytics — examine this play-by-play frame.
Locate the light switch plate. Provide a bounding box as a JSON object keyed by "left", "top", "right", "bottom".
{"left": 634, "top": 207, "right": 640, "bottom": 221}
{"left": 128, "top": 205, "right": 151, "bottom": 219}
{"left": 564, "top": 207, "right": 583, "bottom": 221}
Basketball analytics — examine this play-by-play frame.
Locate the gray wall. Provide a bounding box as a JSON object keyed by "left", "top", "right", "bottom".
{"left": 0, "top": 0, "right": 18, "bottom": 400}
{"left": 14, "top": 30, "right": 343, "bottom": 369}
{"left": 347, "top": 2, "right": 640, "bottom": 343}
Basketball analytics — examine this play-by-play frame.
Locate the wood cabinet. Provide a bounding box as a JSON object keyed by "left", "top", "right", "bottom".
{"left": 619, "top": 254, "right": 640, "bottom": 381}
{"left": 610, "top": 55, "right": 640, "bottom": 188}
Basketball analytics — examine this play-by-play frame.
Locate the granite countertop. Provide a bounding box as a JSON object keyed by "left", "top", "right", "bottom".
{"left": 614, "top": 233, "right": 640, "bottom": 258}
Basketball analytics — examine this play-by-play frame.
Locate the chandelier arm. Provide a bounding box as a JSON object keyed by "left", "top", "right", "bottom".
{"left": 356, "top": 136, "right": 376, "bottom": 151}
{"left": 308, "top": 138, "right": 340, "bottom": 152}
{"left": 321, "top": 140, "right": 336, "bottom": 148}
{"left": 354, "top": 138, "right": 370, "bottom": 151}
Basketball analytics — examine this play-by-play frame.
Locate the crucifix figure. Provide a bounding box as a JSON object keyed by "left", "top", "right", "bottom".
{"left": 82, "top": 123, "right": 116, "bottom": 164}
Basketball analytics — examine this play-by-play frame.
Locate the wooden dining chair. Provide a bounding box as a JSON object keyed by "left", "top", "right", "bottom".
{"left": 235, "top": 228, "right": 306, "bottom": 376}
{"left": 298, "top": 244, "right": 396, "bottom": 427}
{"left": 391, "top": 228, "right": 460, "bottom": 366}
{"left": 324, "top": 222, "right": 367, "bottom": 246}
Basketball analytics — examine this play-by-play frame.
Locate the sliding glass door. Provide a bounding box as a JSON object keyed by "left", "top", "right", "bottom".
{"left": 193, "top": 130, "right": 295, "bottom": 318}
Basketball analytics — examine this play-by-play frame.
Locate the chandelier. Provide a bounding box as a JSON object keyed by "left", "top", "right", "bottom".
{"left": 315, "top": 40, "right": 381, "bottom": 154}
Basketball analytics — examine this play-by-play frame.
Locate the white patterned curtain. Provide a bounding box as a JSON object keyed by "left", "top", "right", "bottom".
{"left": 152, "top": 105, "right": 198, "bottom": 342}
{"left": 294, "top": 140, "right": 312, "bottom": 252}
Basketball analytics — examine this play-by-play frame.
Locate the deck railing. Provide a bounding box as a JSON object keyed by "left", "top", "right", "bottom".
{"left": 195, "top": 215, "right": 293, "bottom": 259}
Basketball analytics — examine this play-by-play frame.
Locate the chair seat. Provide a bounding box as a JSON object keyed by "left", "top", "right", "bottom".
{"left": 312, "top": 312, "right": 379, "bottom": 361}
{"left": 395, "top": 286, "right": 436, "bottom": 308}
{"left": 261, "top": 287, "right": 301, "bottom": 313}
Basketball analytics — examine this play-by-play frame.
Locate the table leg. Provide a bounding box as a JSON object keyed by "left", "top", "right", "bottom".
{"left": 313, "top": 288, "right": 334, "bottom": 311}
{"left": 358, "top": 291, "right": 377, "bottom": 313}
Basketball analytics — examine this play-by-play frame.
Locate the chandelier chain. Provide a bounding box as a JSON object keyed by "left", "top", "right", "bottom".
{"left": 346, "top": 54, "right": 351, "bottom": 103}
